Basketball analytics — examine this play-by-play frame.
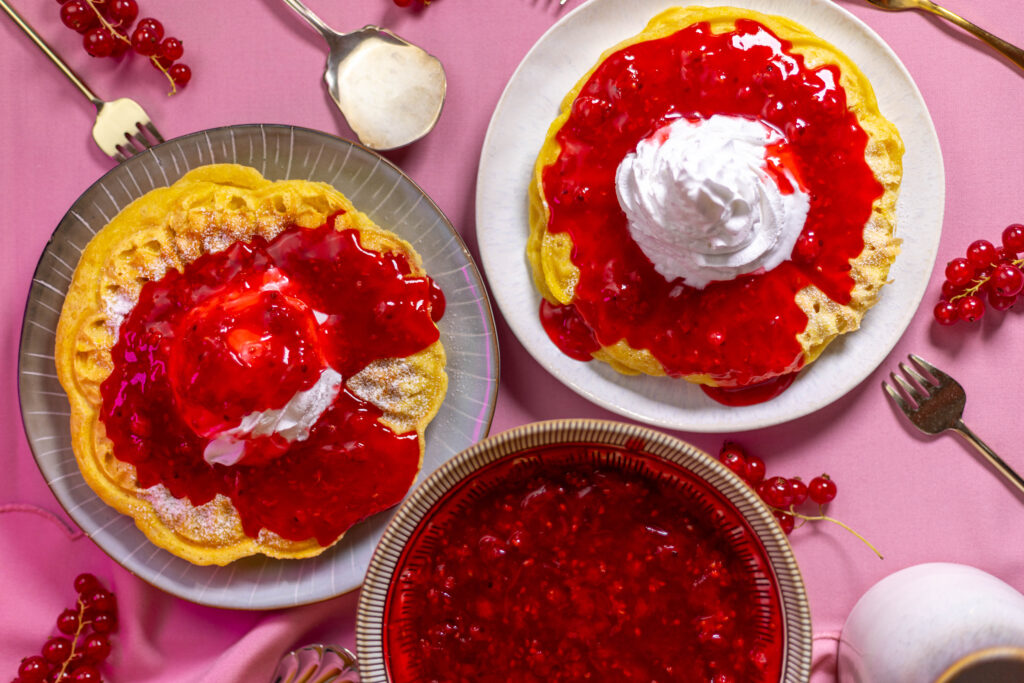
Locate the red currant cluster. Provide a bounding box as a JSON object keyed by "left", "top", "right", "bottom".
{"left": 717, "top": 442, "right": 881, "bottom": 557}
{"left": 56, "top": 0, "right": 191, "bottom": 93}
{"left": 934, "top": 223, "right": 1024, "bottom": 325}
{"left": 13, "top": 574, "right": 117, "bottom": 683}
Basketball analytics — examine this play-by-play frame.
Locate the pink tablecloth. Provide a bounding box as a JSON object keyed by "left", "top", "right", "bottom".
{"left": 2, "top": 0, "right": 1023, "bottom": 680}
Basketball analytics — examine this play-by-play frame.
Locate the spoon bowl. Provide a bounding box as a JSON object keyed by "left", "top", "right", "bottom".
{"left": 282, "top": 0, "right": 446, "bottom": 150}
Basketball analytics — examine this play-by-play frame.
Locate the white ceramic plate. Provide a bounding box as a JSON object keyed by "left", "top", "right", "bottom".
{"left": 19, "top": 125, "right": 499, "bottom": 609}
{"left": 476, "top": 0, "right": 943, "bottom": 432}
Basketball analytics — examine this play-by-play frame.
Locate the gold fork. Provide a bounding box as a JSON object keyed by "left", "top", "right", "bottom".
{"left": 883, "top": 354, "right": 1024, "bottom": 497}
{"left": 0, "top": 0, "right": 164, "bottom": 163}
{"left": 864, "top": 0, "right": 1024, "bottom": 72}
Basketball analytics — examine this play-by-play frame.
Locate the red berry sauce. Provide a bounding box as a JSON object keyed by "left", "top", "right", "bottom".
{"left": 99, "top": 214, "right": 444, "bottom": 545}
{"left": 384, "top": 446, "right": 785, "bottom": 681}
{"left": 539, "top": 19, "right": 883, "bottom": 404}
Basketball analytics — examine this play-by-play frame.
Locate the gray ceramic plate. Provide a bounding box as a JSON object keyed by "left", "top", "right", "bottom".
{"left": 18, "top": 124, "right": 499, "bottom": 610}
{"left": 356, "top": 419, "right": 812, "bottom": 681}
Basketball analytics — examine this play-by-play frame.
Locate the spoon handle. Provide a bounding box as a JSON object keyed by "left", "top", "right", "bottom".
{"left": 920, "top": 0, "right": 1024, "bottom": 71}
{"left": 280, "top": 0, "right": 337, "bottom": 41}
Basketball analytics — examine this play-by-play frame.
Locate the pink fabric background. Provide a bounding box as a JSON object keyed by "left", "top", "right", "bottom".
{"left": 2, "top": 0, "right": 1023, "bottom": 680}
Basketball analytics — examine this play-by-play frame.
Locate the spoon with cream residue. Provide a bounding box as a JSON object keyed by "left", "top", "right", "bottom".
{"left": 281, "top": 0, "right": 446, "bottom": 150}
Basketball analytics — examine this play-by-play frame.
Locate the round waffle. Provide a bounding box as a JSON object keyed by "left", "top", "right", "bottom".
{"left": 528, "top": 6, "right": 903, "bottom": 394}
{"left": 56, "top": 164, "right": 447, "bottom": 565}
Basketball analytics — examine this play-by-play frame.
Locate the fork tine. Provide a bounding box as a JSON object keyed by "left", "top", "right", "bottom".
{"left": 909, "top": 354, "right": 948, "bottom": 382}
{"left": 892, "top": 373, "right": 924, "bottom": 404}
{"left": 130, "top": 129, "right": 153, "bottom": 151}
{"left": 882, "top": 380, "right": 914, "bottom": 413}
{"left": 143, "top": 121, "right": 164, "bottom": 144}
{"left": 899, "top": 361, "right": 934, "bottom": 392}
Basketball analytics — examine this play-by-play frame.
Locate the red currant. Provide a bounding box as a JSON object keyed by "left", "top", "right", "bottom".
{"left": 808, "top": 475, "right": 837, "bottom": 504}
{"left": 957, "top": 295, "right": 985, "bottom": 323}
{"left": 393, "top": 0, "right": 413, "bottom": 6}
{"left": 793, "top": 229, "right": 821, "bottom": 262}
{"left": 940, "top": 279, "right": 962, "bottom": 300}
{"left": 106, "top": 0, "right": 138, "bottom": 26}
{"left": 718, "top": 443, "right": 747, "bottom": 477}
{"left": 1003, "top": 223, "right": 1024, "bottom": 253}
{"left": 773, "top": 510, "right": 795, "bottom": 535}
{"left": 136, "top": 17, "right": 164, "bottom": 39}
{"left": 966, "top": 239, "right": 997, "bottom": 269}
{"left": 56, "top": 609, "right": 80, "bottom": 635}
{"left": 83, "top": 590, "right": 116, "bottom": 617}
{"left": 60, "top": 1, "right": 96, "bottom": 33}
{"left": 131, "top": 25, "right": 161, "bottom": 56}
{"left": 83, "top": 28, "right": 115, "bottom": 58}
{"left": 82, "top": 635, "right": 110, "bottom": 662}
{"left": 41, "top": 637, "right": 71, "bottom": 665}
{"left": 17, "top": 658, "right": 48, "bottom": 683}
{"left": 743, "top": 454, "right": 766, "bottom": 484}
{"left": 944, "top": 258, "right": 975, "bottom": 287}
{"left": 168, "top": 63, "right": 191, "bottom": 87}
{"left": 989, "top": 293, "right": 1018, "bottom": 311}
{"left": 158, "top": 37, "right": 183, "bottom": 62}
{"left": 69, "top": 666, "right": 100, "bottom": 683}
{"left": 91, "top": 612, "right": 117, "bottom": 634}
{"left": 788, "top": 477, "right": 808, "bottom": 506}
{"left": 761, "top": 476, "right": 793, "bottom": 509}
{"left": 933, "top": 300, "right": 958, "bottom": 326}
{"left": 73, "top": 574, "right": 100, "bottom": 596}
{"left": 991, "top": 263, "right": 1024, "bottom": 298}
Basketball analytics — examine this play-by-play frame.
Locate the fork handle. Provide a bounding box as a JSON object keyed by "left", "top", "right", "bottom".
{"left": 919, "top": 0, "right": 1024, "bottom": 71}
{"left": 954, "top": 419, "right": 1024, "bottom": 497}
{"left": 0, "top": 0, "right": 103, "bottom": 107}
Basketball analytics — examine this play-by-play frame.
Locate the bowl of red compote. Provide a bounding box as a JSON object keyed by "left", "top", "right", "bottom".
{"left": 356, "top": 419, "right": 812, "bottom": 682}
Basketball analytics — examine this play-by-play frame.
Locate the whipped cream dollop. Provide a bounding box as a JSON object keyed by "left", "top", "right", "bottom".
{"left": 203, "top": 367, "right": 343, "bottom": 467}
{"left": 615, "top": 115, "right": 810, "bottom": 289}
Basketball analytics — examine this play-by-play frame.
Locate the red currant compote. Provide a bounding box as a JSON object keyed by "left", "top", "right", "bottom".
{"left": 379, "top": 444, "right": 789, "bottom": 682}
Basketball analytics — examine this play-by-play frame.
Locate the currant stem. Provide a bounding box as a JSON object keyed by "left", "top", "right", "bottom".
{"left": 150, "top": 55, "right": 178, "bottom": 95}
{"left": 949, "top": 257, "right": 1024, "bottom": 303}
{"left": 779, "top": 505, "right": 884, "bottom": 559}
{"left": 56, "top": 596, "right": 89, "bottom": 679}
{"left": 85, "top": 0, "right": 131, "bottom": 43}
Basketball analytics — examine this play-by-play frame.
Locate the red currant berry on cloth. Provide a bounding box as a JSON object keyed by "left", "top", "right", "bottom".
{"left": 991, "top": 263, "right": 1024, "bottom": 298}
{"left": 131, "top": 25, "right": 161, "bottom": 55}
{"left": 91, "top": 612, "right": 117, "bottom": 633}
{"left": 69, "top": 666, "right": 100, "bottom": 683}
{"left": 56, "top": 609, "right": 79, "bottom": 635}
{"left": 744, "top": 454, "right": 766, "bottom": 484}
{"left": 718, "top": 443, "right": 747, "bottom": 476}
{"left": 808, "top": 475, "right": 837, "bottom": 504}
{"left": 966, "top": 239, "right": 997, "bottom": 269}
{"left": 83, "top": 28, "right": 115, "bottom": 58}
{"left": 59, "top": 1, "right": 96, "bottom": 33}
{"left": 106, "top": 0, "right": 138, "bottom": 26}
{"left": 136, "top": 17, "right": 164, "bottom": 40}
{"left": 168, "top": 63, "right": 191, "bottom": 87}
{"left": 83, "top": 589, "right": 116, "bottom": 617}
{"left": 788, "top": 477, "right": 808, "bottom": 506}
{"left": 988, "top": 293, "right": 1018, "bottom": 311}
{"left": 957, "top": 295, "right": 985, "bottom": 323}
{"left": 940, "top": 279, "right": 962, "bottom": 300}
{"left": 158, "top": 37, "right": 183, "bottom": 62}
{"left": 773, "top": 510, "right": 795, "bottom": 535}
{"left": 761, "top": 476, "right": 793, "bottom": 509}
{"left": 944, "top": 258, "right": 975, "bottom": 287}
{"left": 17, "top": 658, "right": 48, "bottom": 683}
{"left": 82, "top": 634, "right": 111, "bottom": 662}
{"left": 393, "top": 0, "right": 413, "bottom": 7}
{"left": 41, "top": 637, "right": 72, "bottom": 664}
{"left": 933, "top": 300, "right": 959, "bottom": 326}
{"left": 1003, "top": 223, "right": 1024, "bottom": 253}
{"left": 73, "top": 573, "right": 100, "bottom": 595}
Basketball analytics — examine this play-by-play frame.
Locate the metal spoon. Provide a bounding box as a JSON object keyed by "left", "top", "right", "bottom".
{"left": 864, "top": 0, "right": 1024, "bottom": 72}
{"left": 281, "top": 0, "right": 446, "bottom": 150}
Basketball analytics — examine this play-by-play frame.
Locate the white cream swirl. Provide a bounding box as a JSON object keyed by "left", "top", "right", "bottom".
{"left": 615, "top": 115, "right": 810, "bottom": 289}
